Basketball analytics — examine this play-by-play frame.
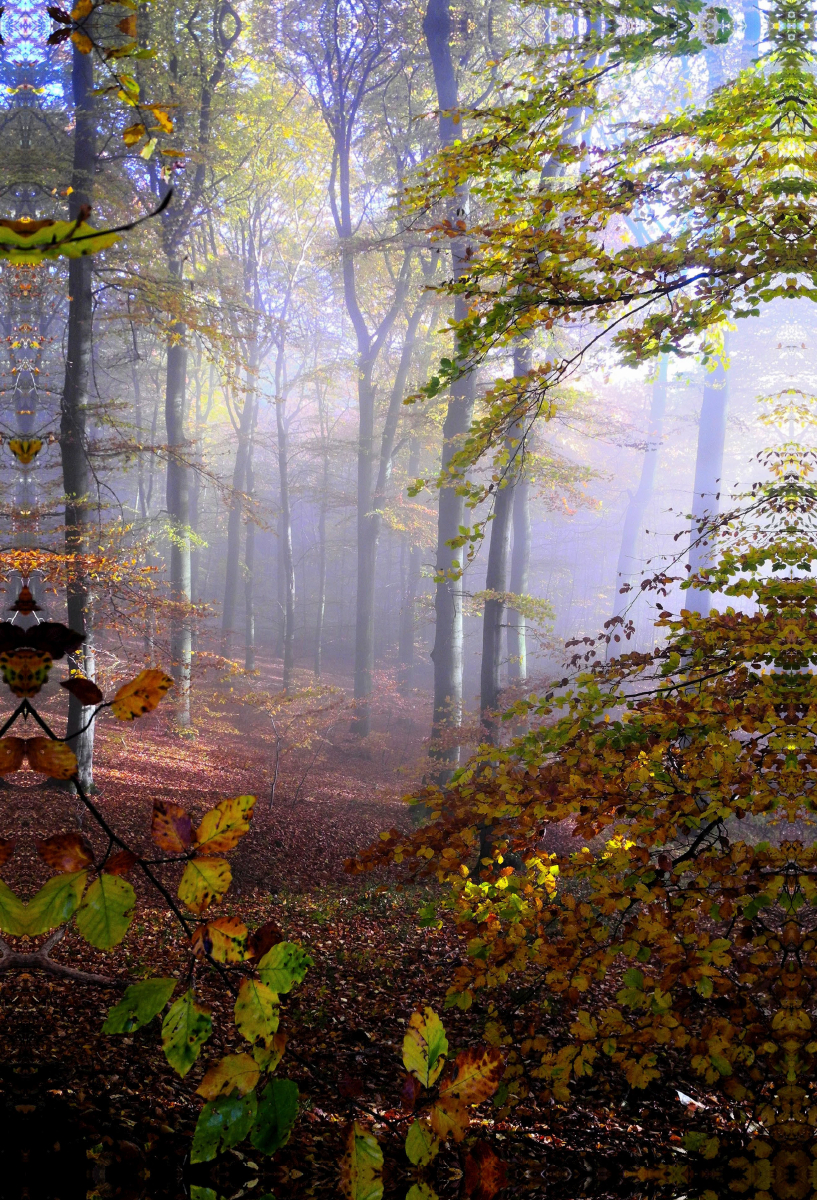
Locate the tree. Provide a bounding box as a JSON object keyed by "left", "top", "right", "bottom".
{"left": 355, "top": 444, "right": 817, "bottom": 1133}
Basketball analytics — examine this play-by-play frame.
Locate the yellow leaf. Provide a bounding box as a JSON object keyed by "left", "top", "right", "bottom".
{"left": 340, "top": 1122, "right": 383, "bottom": 1200}
{"left": 178, "top": 858, "right": 231, "bottom": 914}
{"left": 234, "top": 978, "right": 280, "bottom": 1046}
{"left": 9, "top": 438, "right": 42, "bottom": 465}
{"left": 147, "top": 106, "right": 174, "bottom": 134}
{"left": 110, "top": 668, "right": 173, "bottom": 719}
{"left": 191, "top": 916, "right": 248, "bottom": 962}
{"left": 195, "top": 795, "right": 256, "bottom": 855}
{"left": 122, "top": 122, "right": 146, "bottom": 147}
{"left": 71, "top": 0, "right": 93, "bottom": 18}
{"left": 196, "top": 1053, "right": 259, "bottom": 1100}
{"left": 403, "top": 1008, "right": 448, "bottom": 1086}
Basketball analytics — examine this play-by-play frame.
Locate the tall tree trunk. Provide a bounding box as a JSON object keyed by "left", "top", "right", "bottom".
{"left": 314, "top": 397, "right": 330, "bottom": 680}
{"left": 61, "top": 43, "right": 96, "bottom": 788}
{"left": 275, "top": 356, "right": 295, "bottom": 691}
{"left": 221, "top": 363, "right": 257, "bottom": 652}
{"left": 689, "top": 341, "right": 730, "bottom": 616}
{"left": 480, "top": 466, "right": 514, "bottom": 743}
{"left": 244, "top": 454, "right": 256, "bottom": 672}
{"left": 398, "top": 438, "right": 422, "bottom": 694}
{"left": 613, "top": 355, "right": 668, "bottom": 620}
{"left": 506, "top": 341, "right": 533, "bottom": 685}
{"left": 425, "top": 0, "right": 475, "bottom": 776}
{"left": 165, "top": 260, "right": 191, "bottom": 725}
{"left": 507, "top": 477, "right": 531, "bottom": 683}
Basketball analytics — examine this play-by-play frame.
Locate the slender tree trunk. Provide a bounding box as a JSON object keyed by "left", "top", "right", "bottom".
{"left": 275, "top": 359, "right": 295, "bottom": 691}
{"left": 314, "top": 408, "right": 329, "bottom": 680}
{"left": 221, "top": 362, "right": 257, "bottom": 652}
{"left": 61, "top": 43, "right": 96, "bottom": 788}
{"left": 506, "top": 341, "right": 533, "bottom": 685}
{"left": 689, "top": 339, "right": 730, "bottom": 616}
{"left": 613, "top": 355, "right": 668, "bottom": 619}
{"left": 507, "top": 477, "right": 531, "bottom": 683}
{"left": 398, "top": 438, "right": 422, "bottom": 694}
{"left": 425, "top": 0, "right": 475, "bottom": 776}
{"left": 244, "top": 455, "right": 256, "bottom": 672}
{"left": 480, "top": 465, "right": 514, "bottom": 742}
{"left": 165, "top": 259, "right": 191, "bottom": 725}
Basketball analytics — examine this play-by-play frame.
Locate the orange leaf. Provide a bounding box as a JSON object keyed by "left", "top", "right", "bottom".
{"left": 151, "top": 800, "right": 192, "bottom": 853}
{"left": 429, "top": 1047, "right": 504, "bottom": 1143}
{"left": 25, "top": 737, "right": 77, "bottom": 780}
{"left": 111, "top": 668, "right": 173, "bottom": 718}
{"left": 71, "top": 29, "right": 93, "bottom": 52}
{"left": 36, "top": 832, "right": 94, "bottom": 873}
{"left": 117, "top": 14, "right": 136, "bottom": 34}
{"left": 0, "top": 737, "right": 25, "bottom": 774}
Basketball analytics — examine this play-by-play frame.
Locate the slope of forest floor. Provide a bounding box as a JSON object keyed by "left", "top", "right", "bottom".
{"left": 0, "top": 684, "right": 720, "bottom": 1199}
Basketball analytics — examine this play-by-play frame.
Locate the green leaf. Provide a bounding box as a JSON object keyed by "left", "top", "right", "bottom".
{"left": 340, "top": 1122, "right": 383, "bottom": 1200}
{"left": 234, "top": 979, "right": 280, "bottom": 1046}
{"left": 189, "top": 1190, "right": 218, "bottom": 1200}
{"left": 191, "top": 1090, "right": 257, "bottom": 1163}
{"left": 102, "top": 978, "right": 177, "bottom": 1034}
{"left": 0, "top": 877, "right": 28, "bottom": 936}
{"left": 161, "top": 990, "right": 212, "bottom": 1077}
{"left": 257, "top": 942, "right": 312, "bottom": 994}
{"left": 404, "top": 1120, "right": 439, "bottom": 1166}
{"left": 75, "top": 875, "right": 136, "bottom": 949}
{"left": 250, "top": 1078, "right": 299, "bottom": 1155}
{"left": 403, "top": 1007, "right": 448, "bottom": 1087}
{"left": 26, "top": 870, "right": 87, "bottom": 935}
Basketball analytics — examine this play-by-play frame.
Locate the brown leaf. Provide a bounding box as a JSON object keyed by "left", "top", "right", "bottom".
{"left": 151, "top": 800, "right": 192, "bottom": 853}
{"left": 246, "top": 919, "right": 284, "bottom": 961}
{"left": 463, "top": 1141, "right": 507, "bottom": 1200}
{"left": 104, "top": 849, "right": 138, "bottom": 876}
{"left": 36, "top": 832, "right": 94, "bottom": 873}
{"left": 61, "top": 676, "right": 104, "bottom": 705}
{"left": 400, "top": 1073, "right": 422, "bottom": 1112}
{"left": 0, "top": 839, "right": 17, "bottom": 867}
{"left": 9, "top": 586, "right": 40, "bottom": 613}
{"left": 0, "top": 738, "right": 25, "bottom": 775}
{"left": 25, "top": 738, "right": 78, "bottom": 780}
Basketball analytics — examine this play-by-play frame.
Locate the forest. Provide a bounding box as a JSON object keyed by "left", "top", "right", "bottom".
{"left": 1, "top": 0, "right": 815, "bottom": 1197}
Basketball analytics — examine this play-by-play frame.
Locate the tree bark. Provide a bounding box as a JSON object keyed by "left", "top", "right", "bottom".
{"left": 480, "top": 464, "right": 514, "bottom": 743}
{"left": 689, "top": 341, "right": 730, "bottom": 616}
{"left": 244, "top": 454, "right": 256, "bottom": 672}
{"left": 221, "top": 365, "right": 257, "bottom": 653}
{"left": 507, "top": 477, "right": 531, "bottom": 684}
{"left": 61, "top": 43, "right": 96, "bottom": 788}
{"left": 275, "top": 349, "right": 295, "bottom": 692}
{"left": 613, "top": 355, "right": 668, "bottom": 619}
{"left": 425, "top": 0, "right": 475, "bottom": 776}
{"left": 164, "top": 262, "right": 191, "bottom": 724}
{"left": 314, "top": 392, "right": 330, "bottom": 680}
{"left": 398, "top": 438, "right": 422, "bottom": 694}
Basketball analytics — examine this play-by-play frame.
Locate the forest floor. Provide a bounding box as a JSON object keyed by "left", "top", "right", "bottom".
{"left": 0, "top": 677, "right": 719, "bottom": 1200}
